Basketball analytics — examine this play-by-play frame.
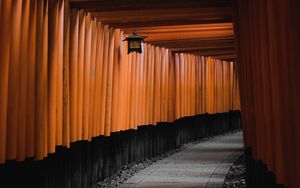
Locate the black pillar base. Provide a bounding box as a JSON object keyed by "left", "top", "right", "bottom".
{"left": 245, "top": 148, "right": 286, "bottom": 188}
{"left": 0, "top": 111, "right": 241, "bottom": 188}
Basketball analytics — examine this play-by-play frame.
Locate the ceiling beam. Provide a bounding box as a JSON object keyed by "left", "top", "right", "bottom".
{"left": 122, "top": 23, "right": 233, "bottom": 34}
{"left": 144, "top": 30, "right": 233, "bottom": 42}
{"left": 148, "top": 38, "right": 235, "bottom": 51}
{"left": 107, "top": 18, "right": 232, "bottom": 28}
{"left": 70, "top": 0, "right": 231, "bottom": 11}
{"left": 212, "top": 54, "right": 237, "bottom": 61}
{"left": 69, "top": 0, "right": 236, "bottom": 61}
{"left": 91, "top": 7, "right": 231, "bottom": 22}
{"left": 148, "top": 37, "right": 234, "bottom": 46}
{"left": 172, "top": 46, "right": 235, "bottom": 53}
{"left": 180, "top": 47, "right": 236, "bottom": 56}
{"left": 121, "top": 23, "right": 233, "bottom": 32}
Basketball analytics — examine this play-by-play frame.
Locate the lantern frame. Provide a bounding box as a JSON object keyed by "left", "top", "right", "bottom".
{"left": 123, "top": 32, "right": 146, "bottom": 54}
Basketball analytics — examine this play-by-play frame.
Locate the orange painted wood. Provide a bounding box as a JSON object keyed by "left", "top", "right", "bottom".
{"left": 160, "top": 49, "right": 165, "bottom": 121}
{"left": 70, "top": 0, "right": 231, "bottom": 12}
{"left": 201, "top": 57, "right": 206, "bottom": 113}
{"left": 35, "top": 0, "right": 48, "bottom": 159}
{"left": 164, "top": 49, "right": 169, "bottom": 121}
{"left": 42, "top": 0, "right": 49, "bottom": 159}
{"left": 17, "top": 0, "right": 30, "bottom": 161}
{"left": 48, "top": 0, "right": 59, "bottom": 154}
{"left": 7, "top": 0, "right": 22, "bottom": 160}
{"left": 174, "top": 54, "right": 180, "bottom": 119}
{"left": 124, "top": 41, "right": 131, "bottom": 130}
{"left": 149, "top": 46, "right": 155, "bottom": 124}
{"left": 144, "top": 46, "right": 150, "bottom": 123}
{"left": 264, "top": 1, "right": 285, "bottom": 182}
{"left": 154, "top": 47, "right": 161, "bottom": 123}
{"left": 185, "top": 55, "right": 190, "bottom": 116}
{"left": 183, "top": 54, "right": 188, "bottom": 116}
{"left": 223, "top": 62, "right": 228, "bottom": 112}
{"left": 93, "top": 22, "right": 104, "bottom": 136}
{"left": 77, "top": 10, "right": 85, "bottom": 140}
{"left": 26, "top": 0, "right": 37, "bottom": 156}
{"left": 138, "top": 51, "right": 143, "bottom": 125}
{"left": 191, "top": 56, "right": 196, "bottom": 115}
{"left": 185, "top": 55, "right": 189, "bottom": 116}
{"left": 91, "top": 7, "right": 231, "bottom": 23}
{"left": 188, "top": 55, "right": 193, "bottom": 115}
{"left": 195, "top": 57, "right": 200, "bottom": 114}
{"left": 234, "top": 0, "right": 300, "bottom": 186}
{"left": 104, "top": 27, "right": 115, "bottom": 136}
{"left": 0, "top": 1, "right": 241, "bottom": 162}
{"left": 69, "top": 9, "right": 79, "bottom": 142}
{"left": 0, "top": 0, "right": 12, "bottom": 163}
{"left": 205, "top": 58, "right": 210, "bottom": 113}
{"left": 144, "top": 45, "right": 150, "bottom": 124}
{"left": 129, "top": 52, "right": 137, "bottom": 128}
{"left": 118, "top": 33, "right": 126, "bottom": 131}
{"left": 142, "top": 44, "right": 148, "bottom": 124}
{"left": 56, "top": 0, "right": 64, "bottom": 146}
{"left": 82, "top": 13, "right": 91, "bottom": 140}
{"left": 89, "top": 19, "right": 97, "bottom": 138}
{"left": 111, "top": 29, "right": 120, "bottom": 133}
{"left": 132, "top": 52, "right": 138, "bottom": 127}
{"left": 99, "top": 25, "right": 109, "bottom": 135}
{"left": 178, "top": 54, "right": 182, "bottom": 117}
{"left": 62, "top": 0, "right": 70, "bottom": 147}
{"left": 123, "top": 23, "right": 233, "bottom": 34}
{"left": 163, "top": 49, "right": 169, "bottom": 121}
{"left": 123, "top": 44, "right": 131, "bottom": 129}
{"left": 141, "top": 51, "right": 147, "bottom": 125}
{"left": 168, "top": 53, "right": 175, "bottom": 121}
{"left": 116, "top": 31, "right": 125, "bottom": 131}
{"left": 146, "top": 48, "right": 151, "bottom": 123}
{"left": 136, "top": 52, "right": 142, "bottom": 125}
{"left": 70, "top": 0, "right": 235, "bottom": 61}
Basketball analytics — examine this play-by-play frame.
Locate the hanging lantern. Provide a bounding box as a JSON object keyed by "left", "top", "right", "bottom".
{"left": 123, "top": 32, "right": 146, "bottom": 54}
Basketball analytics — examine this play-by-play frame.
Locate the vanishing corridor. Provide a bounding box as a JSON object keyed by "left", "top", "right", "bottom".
{"left": 121, "top": 132, "right": 243, "bottom": 188}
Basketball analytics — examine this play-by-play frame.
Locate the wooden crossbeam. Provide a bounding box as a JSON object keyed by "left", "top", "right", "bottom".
{"left": 69, "top": 0, "right": 236, "bottom": 61}
{"left": 70, "top": 0, "right": 231, "bottom": 11}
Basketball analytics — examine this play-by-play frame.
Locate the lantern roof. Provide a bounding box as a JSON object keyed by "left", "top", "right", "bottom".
{"left": 123, "top": 32, "right": 147, "bottom": 41}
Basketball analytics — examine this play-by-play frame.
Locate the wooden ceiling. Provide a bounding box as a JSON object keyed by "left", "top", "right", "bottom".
{"left": 70, "top": 0, "right": 236, "bottom": 61}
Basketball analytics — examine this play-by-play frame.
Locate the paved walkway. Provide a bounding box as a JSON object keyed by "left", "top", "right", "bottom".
{"left": 120, "top": 131, "right": 244, "bottom": 188}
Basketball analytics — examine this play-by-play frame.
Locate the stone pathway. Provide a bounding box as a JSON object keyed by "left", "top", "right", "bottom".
{"left": 120, "top": 131, "right": 244, "bottom": 188}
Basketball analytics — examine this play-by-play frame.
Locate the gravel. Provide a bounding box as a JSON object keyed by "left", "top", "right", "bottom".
{"left": 223, "top": 154, "right": 247, "bottom": 188}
